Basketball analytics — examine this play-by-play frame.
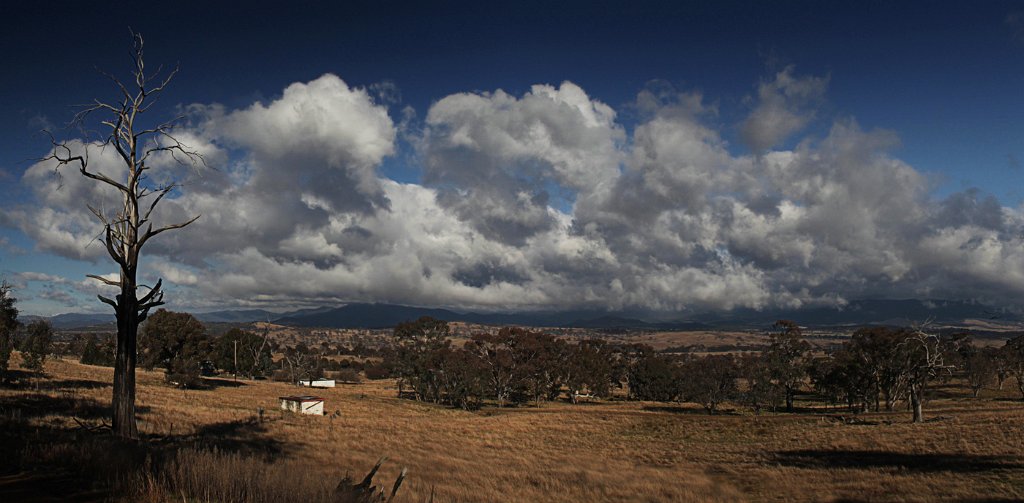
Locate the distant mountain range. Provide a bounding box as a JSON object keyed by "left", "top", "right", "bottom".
{"left": 192, "top": 309, "right": 278, "bottom": 323}
{"left": 44, "top": 312, "right": 116, "bottom": 330}
{"left": 28, "top": 299, "right": 1024, "bottom": 331}
{"left": 272, "top": 299, "right": 1024, "bottom": 330}
{"left": 697, "top": 299, "right": 1024, "bottom": 329}
{"left": 272, "top": 303, "right": 714, "bottom": 330}
{"left": 274, "top": 303, "right": 469, "bottom": 328}
{"left": 34, "top": 306, "right": 326, "bottom": 329}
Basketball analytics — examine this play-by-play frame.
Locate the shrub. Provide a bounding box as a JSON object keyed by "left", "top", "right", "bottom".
{"left": 335, "top": 368, "right": 362, "bottom": 384}
{"left": 628, "top": 353, "right": 681, "bottom": 402}
{"left": 80, "top": 335, "right": 116, "bottom": 367}
{"left": 20, "top": 320, "right": 54, "bottom": 374}
{"left": 363, "top": 364, "right": 391, "bottom": 380}
{"left": 166, "top": 356, "right": 204, "bottom": 389}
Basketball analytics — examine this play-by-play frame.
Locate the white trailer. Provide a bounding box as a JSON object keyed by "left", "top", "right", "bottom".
{"left": 297, "top": 379, "right": 336, "bottom": 388}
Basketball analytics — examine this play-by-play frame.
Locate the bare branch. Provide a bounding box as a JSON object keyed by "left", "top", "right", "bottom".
{"left": 85, "top": 204, "right": 109, "bottom": 224}
{"left": 73, "top": 417, "right": 111, "bottom": 433}
{"left": 141, "top": 184, "right": 175, "bottom": 223}
{"left": 138, "top": 278, "right": 163, "bottom": 305}
{"left": 138, "top": 302, "right": 161, "bottom": 324}
{"left": 97, "top": 294, "right": 118, "bottom": 310}
{"left": 138, "top": 295, "right": 165, "bottom": 322}
{"left": 138, "top": 214, "right": 200, "bottom": 249}
{"left": 86, "top": 274, "right": 121, "bottom": 287}
{"left": 135, "top": 115, "right": 184, "bottom": 138}
{"left": 145, "top": 65, "right": 180, "bottom": 99}
{"left": 137, "top": 279, "right": 165, "bottom": 322}
{"left": 139, "top": 129, "right": 206, "bottom": 170}
{"left": 103, "top": 225, "right": 128, "bottom": 269}
{"left": 95, "top": 67, "right": 133, "bottom": 104}
{"left": 41, "top": 131, "right": 130, "bottom": 194}
{"left": 139, "top": 297, "right": 164, "bottom": 311}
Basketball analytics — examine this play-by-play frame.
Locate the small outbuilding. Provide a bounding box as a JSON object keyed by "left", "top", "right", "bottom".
{"left": 279, "top": 395, "right": 325, "bottom": 415}
{"left": 297, "top": 378, "right": 336, "bottom": 388}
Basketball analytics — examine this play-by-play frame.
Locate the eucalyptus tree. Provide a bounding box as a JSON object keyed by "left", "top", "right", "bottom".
{"left": 1003, "top": 334, "right": 1024, "bottom": 400}
{"left": 20, "top": 320, "right": 54, "bottom": 375}
{"left": 764, "top": 320, "right": 811, "bottom": 412}
{"left": 0, "top": 281, "right": 19, "bottom": 382}
{"left": 680, "top": 354, "right": 738, "bottom": 415}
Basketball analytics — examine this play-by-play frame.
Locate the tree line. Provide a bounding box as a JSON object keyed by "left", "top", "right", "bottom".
{"left": 384, "top": 318, "right": 812, "bottom": 414}
{"left": 386, "top": 317, "right": 1024, "bottom": 422}
{"left": 68, "top": 309, "right": 376, "bottom": 388}
{"left": 388, "top": 318, "right": 622, "bottom": 409}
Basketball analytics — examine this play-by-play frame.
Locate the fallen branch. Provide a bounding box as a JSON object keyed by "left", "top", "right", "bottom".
{"left": 73, "top": 416, "right": 112, "bottom": 433}
{"left": 335, "top": 458, "right": 409, "bottom": 503}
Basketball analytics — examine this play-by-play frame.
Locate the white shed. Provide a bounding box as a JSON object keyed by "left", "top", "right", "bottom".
{"left": 279, "top": 395, "right": 325, "bottom": 415}
{"left": 297, "top": 378, "right": 336, "bottom": 388}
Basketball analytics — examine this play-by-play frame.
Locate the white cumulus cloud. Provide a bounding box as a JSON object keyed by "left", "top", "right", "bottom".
{"left": 7, "top": 72, "right": 1024, "bottom": 315}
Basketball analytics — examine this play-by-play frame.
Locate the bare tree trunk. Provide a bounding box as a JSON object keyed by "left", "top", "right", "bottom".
{"left": 112, "top": 288, "right": 139, "bottom": 439}
{"left": 910, "top": 385, "right": 923, "bottom": 423}
{"left": 248, "top": 325, "right": 271, "bottom": 379}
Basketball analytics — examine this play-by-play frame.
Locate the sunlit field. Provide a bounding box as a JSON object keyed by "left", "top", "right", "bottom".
{"left": 2, "top": 356, "right": 1023, "bottom": 502}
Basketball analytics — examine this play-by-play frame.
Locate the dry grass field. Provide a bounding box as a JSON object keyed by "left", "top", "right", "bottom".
{"left": 621, "top": 330, "right": 852, "bottom": 354}
{"left": 2, "top": 356, "right": 1024, "bottom": 502}
{"left": 623, "top": 331, "right": 769, "bottom": 352}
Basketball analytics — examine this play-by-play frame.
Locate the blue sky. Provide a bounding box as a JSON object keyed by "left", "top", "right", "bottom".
{"left": 3, "top": 1, "right": 1024, "bottom": 316}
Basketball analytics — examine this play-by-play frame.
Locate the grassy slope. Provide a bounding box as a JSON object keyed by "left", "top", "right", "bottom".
{"left": 2, "top": 357, "right": 1024, "bottom": 502}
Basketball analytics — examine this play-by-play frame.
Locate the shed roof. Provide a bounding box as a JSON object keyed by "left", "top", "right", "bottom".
{"left": 279, "top": 395, "right": 324, "bottom": 402}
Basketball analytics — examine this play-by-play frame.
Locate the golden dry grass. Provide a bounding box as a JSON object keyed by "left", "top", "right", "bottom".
{"left": 4, "top": 357, "right": 1024, "bottom": 502}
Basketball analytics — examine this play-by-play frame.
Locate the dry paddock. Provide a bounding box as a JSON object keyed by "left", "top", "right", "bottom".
{"left": 2, "top": 358, "right": 1024, "bottom": 502}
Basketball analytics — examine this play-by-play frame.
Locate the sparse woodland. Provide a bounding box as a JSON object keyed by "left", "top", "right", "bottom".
{"left": 44, "top": 310, "right": 1024, "bottom": 421}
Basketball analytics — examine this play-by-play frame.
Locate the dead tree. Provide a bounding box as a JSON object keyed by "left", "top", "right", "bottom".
{"left": 898, "top": 325, "right": 955, "bottom": 423}
{"left": 283, "top": 346, "right": 320, "bottom": 385}
{"left": 247, "top": 322, "right": 272, "bottom": 379}
{"left": 44, "top": 32, "right": 201, "bottom": 439}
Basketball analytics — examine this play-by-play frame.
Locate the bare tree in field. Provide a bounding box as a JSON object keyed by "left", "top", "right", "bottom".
{"left": 898, "top": 325, "right": 956, "bottom": 423}
{"left": 44, "top": 32, "right": 201, "bottom": 439}
{"left": 764, "top": 320, "right": 811, "bottom": 412}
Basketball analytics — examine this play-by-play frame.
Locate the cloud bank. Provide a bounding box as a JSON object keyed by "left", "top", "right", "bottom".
{"left": 7, "top": 70, "right": 1024, "bottom": 313}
